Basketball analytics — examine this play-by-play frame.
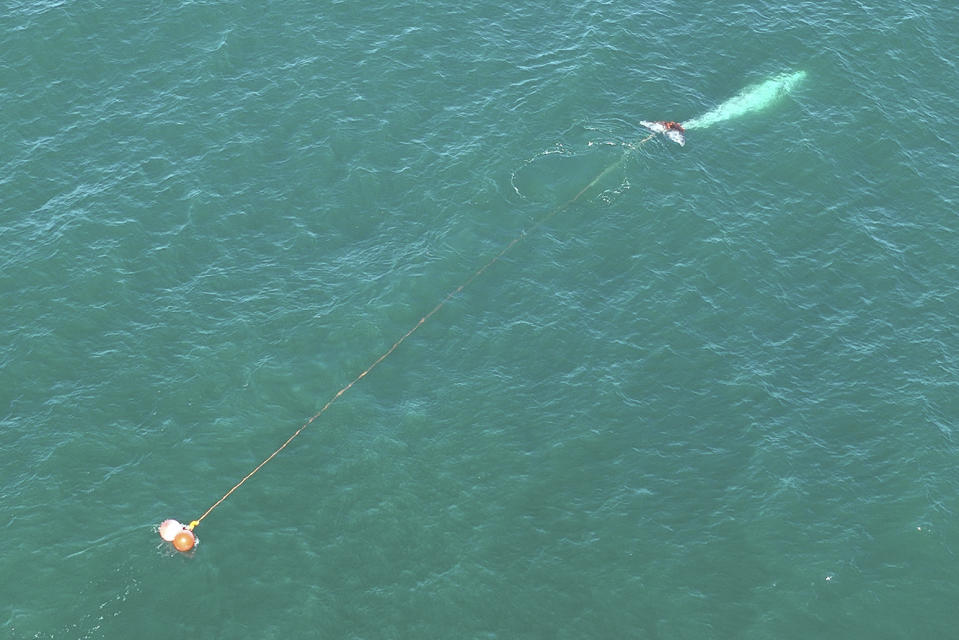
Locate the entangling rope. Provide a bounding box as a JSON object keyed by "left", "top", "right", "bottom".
{"left": 188, "top": 132, "right": 656, "bottom": 530}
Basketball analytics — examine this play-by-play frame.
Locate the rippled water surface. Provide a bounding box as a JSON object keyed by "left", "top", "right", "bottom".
{"left": 2, "top": 1, "right": 958, "bottom": 637}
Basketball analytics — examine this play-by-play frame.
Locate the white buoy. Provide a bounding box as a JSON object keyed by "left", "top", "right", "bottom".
{"left": 158, "top": 519, "right": 183, "bottom": 542}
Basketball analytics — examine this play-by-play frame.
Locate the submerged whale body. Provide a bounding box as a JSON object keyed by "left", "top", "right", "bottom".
{"left": 638, "top": 71, "right": 807, "bottom": 146}
{"left": 683, "top": 70, "right": 807, "bottom": 130}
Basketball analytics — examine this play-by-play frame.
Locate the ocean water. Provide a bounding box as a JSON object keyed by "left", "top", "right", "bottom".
{"left": 2, "top": 1, "right": 958, "bottom": 637}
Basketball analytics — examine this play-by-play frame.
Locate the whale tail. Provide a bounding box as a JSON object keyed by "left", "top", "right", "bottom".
{"left": 639, "top": 120, "right": 686, "bottom": 146}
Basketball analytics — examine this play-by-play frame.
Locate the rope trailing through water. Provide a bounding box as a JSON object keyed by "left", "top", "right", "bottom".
{"left": 189, "top": 132, "right": 657, "bottom": 530}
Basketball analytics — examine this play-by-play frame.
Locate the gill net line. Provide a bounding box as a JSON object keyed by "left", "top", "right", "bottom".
{"left": 188, "top": 132, "right": 657, "bottom": 529}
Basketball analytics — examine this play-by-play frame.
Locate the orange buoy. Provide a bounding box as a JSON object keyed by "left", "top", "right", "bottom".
{"left": 173, "top": 529, "right": 196, "bottom": 552}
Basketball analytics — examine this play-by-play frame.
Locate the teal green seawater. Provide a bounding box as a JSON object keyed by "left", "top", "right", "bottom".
{"left": 3, "top": 1, "right": 958, "bottom": 638}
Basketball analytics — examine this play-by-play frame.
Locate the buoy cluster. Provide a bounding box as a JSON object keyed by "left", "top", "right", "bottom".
{"left": 158, "top": 519, "right": 197, "bottom": 552}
